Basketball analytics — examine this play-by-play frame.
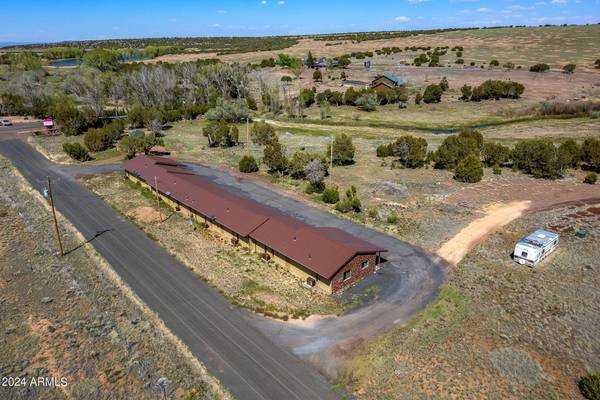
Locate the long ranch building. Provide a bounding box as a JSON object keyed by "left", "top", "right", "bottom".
{"left": 123, "top": 155, "right": 386, "bottom": 294}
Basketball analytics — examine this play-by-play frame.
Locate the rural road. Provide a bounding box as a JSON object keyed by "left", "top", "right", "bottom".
{"left": 0, "top": 138, "right": 343, "bottom": 400}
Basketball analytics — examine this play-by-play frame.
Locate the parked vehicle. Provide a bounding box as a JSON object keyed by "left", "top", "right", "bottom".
{"left": 513, "top": 229, "right": 559, "bottom": 266}
{"left": 1, "top": 119, "right": 12, "bottom": 126}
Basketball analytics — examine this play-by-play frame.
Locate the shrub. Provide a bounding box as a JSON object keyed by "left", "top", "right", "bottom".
{"left": 128, "top": 105, "right": 150, "bottom": 128}
{"left": 490, "top": 59, "right": 499, "bottom": 67}
{"left": 390, "top": 135, "right": 428, "bottom": 168}
{"left": 432, "top": 130, "right": 482, "bottom": 169}
{"left": 512, "top": 139, "right": 566, "bottom": 179}
{"left": 386, "top": 212, "right": 399, "bottom": 224}
{"left": 280, "top": 76, "right": 293, "bottom": 83}
{"left": 321, "top": 188, "right": 340, "bottom": 204}
{"left": 355, "top": 93, "right": 379, "bottom": 111}
{"left": 483, "top": 141, "right": 511, "bottom": 167}
{"left": 581, "top": 138, "right": 600, "bottom": 170}
{"left": 51, "top": 97, "right": 89, "bottom": 136}
{"left": 493, "top": 165, "right": 502, "bottom": 175}
{"left": 246, "top": 97, "right": 258, "bottom": 111}
{"left": 529, "top": 63, "right": 550, "bottom": 73}
{"left": 454, "top": 154, "right": 484, "bottom": 183}
{"left": 595, "top": 59, "right": 600, "bottom": 69}
{"left": 584, "top": 172, "right": 597, "bottom": 185}
{"left": 304, "top": 159, "right": 325, "bottom": 188}
{"left": 119, "top": 136, "right": 144, "bottom": 159}
{"left": 376, "top": 143, "right": 393, "bottom": 158}
{"left": 557, "top": 139, "right": 581, "bottom": 169}
{"left": 579, "top": 371, "right": 600, "bottom": 400}
{"left": 562, "top": 63, "right": 576, "bottom": 74}
{"left": 312, "top": 69, "right": 322, "bottom": 82}
{"left": 205, "top": 98, "right": 250, "bottom": 122}
{"left": 250, "top": 122, "right": 276, "bottom": 145}
{"left": 298, "top": 88, "right": 316, "bottom": 107}
{"left": 84, "top": 128, "right": 111, "bottom": 152}
{"left": 469, "top": 80, "right": 525, "bottom": 101}
{"left": 62, "top": 142, "right": 90, "bottom": 161}
{"left": 329, "top": 133, "right": 355, "bottom": 165}
{"left": 343, "top": 87, "right": 359, "bottom": 106}
{"left": 203, "top": 120, "right": 238, "bottom": 147}
{"left": 439, "top": 77, "right": 449, "bottom": 91}
{"left": 415, "top": 91, "right": 422, "bottom": 105}
{"left": 423, "top": 84, "right": 443, "bottom": 103}
{"left": 460, "top": 84, "right": 472, "bottom": 101}
{"left": 263, "top": 137, "right": 288, "bottom": 174}
{"left": 239, "top": 155, "right": 259, "bottom": 173}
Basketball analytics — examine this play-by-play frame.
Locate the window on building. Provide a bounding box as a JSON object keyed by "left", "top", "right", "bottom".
{"left": 521, "top": 251, "right": 528, "bottom": 257}
{"left": 343, "top": 270, "right": 351, "bottom": 281}
{"left": 361, "top": 260, "right": 369, "bottom": 269}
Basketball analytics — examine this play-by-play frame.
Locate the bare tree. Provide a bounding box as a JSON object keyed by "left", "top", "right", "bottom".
{"left": 304, "top": 159, "right": 325, "bottom": 187}
{"left": 65, "top": 68, "right": 105, "bottom": 118}
{"left": 128, "top": 66, "right": 177, "bottom": 109}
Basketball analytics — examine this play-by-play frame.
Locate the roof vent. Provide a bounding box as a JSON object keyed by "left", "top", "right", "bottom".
{"left": 165, "top": 191, "right": 171, "bottom": 196}
{"left": 293, "top": 236, "right": 297, "bottom": 242}
{"left": 226, "top": 207, "right": 230, "bottom": 213}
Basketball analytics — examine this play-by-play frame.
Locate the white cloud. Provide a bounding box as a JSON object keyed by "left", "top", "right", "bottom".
{"left": 551, "top": 0, "right": 567, "bottom": 4}
{"left": 476, "top": 7, "right": 492, "bottom": 12}
{"left": 212, "top": 23, "right": 221, "bottom": 28}
{"left": 395, "top": 15, "right": 411, "bottom": 22}
{"left": 408, "top": 0, "right": 428, "bottom": 3}
{"left": 278, "top": 0, "right": 285, "bottom": 4}
{"left": 261, "top": 0, "right": 267, "bottom": 4}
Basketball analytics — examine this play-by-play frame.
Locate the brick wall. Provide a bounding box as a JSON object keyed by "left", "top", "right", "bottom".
{"left": 331, "top": 254, "right": 377, "bottom": 294}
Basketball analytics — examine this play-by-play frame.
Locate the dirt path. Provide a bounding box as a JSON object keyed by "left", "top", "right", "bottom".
{"left": 437, "top": 201, "right": 532, "bottom": 265}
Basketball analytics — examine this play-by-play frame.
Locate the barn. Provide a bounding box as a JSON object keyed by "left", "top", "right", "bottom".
{"left": 371, "top": 74, "right": 405, "bottom": 93}
{"left": 123, "top": 155, "right": 386, "bottom": 294}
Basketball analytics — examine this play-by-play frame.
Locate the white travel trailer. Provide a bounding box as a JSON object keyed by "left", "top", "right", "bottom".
{"left": 513, "top": 229, "right": 559, "bottom": 267}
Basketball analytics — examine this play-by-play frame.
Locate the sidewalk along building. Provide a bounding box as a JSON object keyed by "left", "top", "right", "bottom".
{"left": 123, "top": 155, "right": 386, "bottom": 294}
{"left": 370, "top": 74, "right": 405, "bottom": 93}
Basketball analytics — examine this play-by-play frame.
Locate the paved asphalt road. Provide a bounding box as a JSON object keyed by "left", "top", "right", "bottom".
{"left": 0, "top": 121, "right": 43, "bottom": 136}
{"left": 0, "top": 138, "right": 343, "bottom": 400}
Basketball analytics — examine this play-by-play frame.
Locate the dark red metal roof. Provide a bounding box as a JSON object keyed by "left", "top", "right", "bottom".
{"left": 123, "top": 155, "right": 385, "bottom": 279}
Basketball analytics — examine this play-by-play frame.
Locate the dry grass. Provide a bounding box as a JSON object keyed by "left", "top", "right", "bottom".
{"left": 0, "top": 155, "right": 229, "bottom": 400}
{"left": 341, "top": 202, "right": 600, "bottom": 399}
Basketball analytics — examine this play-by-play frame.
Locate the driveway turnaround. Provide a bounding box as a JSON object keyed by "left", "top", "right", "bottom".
{"left": 183, "top": 163, "right": 447, "bottom": 378}
{"left": 0, "top": 139, "right": 342, "bottom": 400}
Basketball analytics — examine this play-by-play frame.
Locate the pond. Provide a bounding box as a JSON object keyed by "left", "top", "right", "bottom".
{"left": 48, "top": 54, "right": 150, "bottom": 68}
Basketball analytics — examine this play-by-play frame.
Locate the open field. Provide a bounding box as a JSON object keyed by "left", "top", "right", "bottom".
{"left": 0, "top": 155, "right": 227, "bottom": 400}
{"left": 341, "top": 201, "right": 600, "bottom": 399}
{"left": 152, "top": 25, "right": 600, "bottom": 71}
{"left": 83, "top": 172, "right": 343, "bottom": 320}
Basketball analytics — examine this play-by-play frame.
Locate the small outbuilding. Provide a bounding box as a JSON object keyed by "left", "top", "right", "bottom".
{"left": 148, "top": 145, "right": 170, "bottom": 156}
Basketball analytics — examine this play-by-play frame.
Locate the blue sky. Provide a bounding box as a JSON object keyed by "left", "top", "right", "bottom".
{"left": 1, "top": 0, "right": 598, "bottom": 43}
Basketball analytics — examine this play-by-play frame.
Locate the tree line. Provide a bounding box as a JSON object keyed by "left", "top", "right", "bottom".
{"left": 377, "top": 131, "right": 600, "bottom": 183}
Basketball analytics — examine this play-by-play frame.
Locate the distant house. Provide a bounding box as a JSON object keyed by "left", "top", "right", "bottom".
{"left": 371, "top": 74, "right": 405, "bottom": 93}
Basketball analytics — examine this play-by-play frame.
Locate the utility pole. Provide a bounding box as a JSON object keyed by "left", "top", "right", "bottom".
{"left": 329, "top": 135, "right": 334, "bottom": 186}
{"left": 246, "top": 117, "right": 250, "bottom": 155}
{"left": 154, "top": 176, "right": 162, "bottom": 223}
{"left": 47, "top": 177, "right": 64, "bottom": 256}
